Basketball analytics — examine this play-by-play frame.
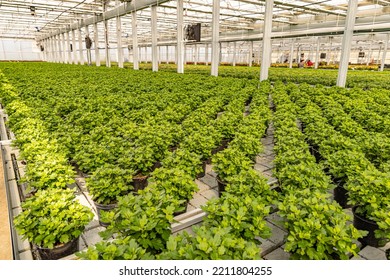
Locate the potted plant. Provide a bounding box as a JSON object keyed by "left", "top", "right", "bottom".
{"left": 158, "top": 225, "right": 262, "bottom": 260}
{"left": 160, "top": 148, "right": 204, "bottom": 178}
{"left": 76, "top": 237, "right": 154, "bottom": 260}
{"left": 347, "top": 170, "right": 390, "bottom": 247}
{"left": 202, "top": 193, "right": 272, "bottom": 243}
{"left": 13, "top": 188, "right": 93, "bottom": 260}
{"left": 278, "top": 189, "right": 365, "bottom": 260}
{"left": 149, "top": 167, "right": 199, "bottom": 213}
{"left": 100, "top": 189, "right": 182, "bottom": 254}
{"left": 212, "top": 147, "right": 252, "bottom": 195}
{"left": 86, "top": 164, "right": 134, "bottom": 226}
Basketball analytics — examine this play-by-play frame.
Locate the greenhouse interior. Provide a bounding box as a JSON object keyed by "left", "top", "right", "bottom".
{"left": 0, "top": 0, "right": 389, "bottom": 261}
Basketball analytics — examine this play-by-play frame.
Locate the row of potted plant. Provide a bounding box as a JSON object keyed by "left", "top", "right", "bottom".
{"left": 321, "top": 87, "right": 390, "bottom": 136}
{"left": 77, "top": 81, "right": 270, "bottom": 259}
{"left": 0, "top": 72, "right": 94, "bottom": 259}
{"left": 287, "top": 83, "right": 390, "bottom": 247}
{"left": 271, "top": 81, "right": 365, "bottom": 259}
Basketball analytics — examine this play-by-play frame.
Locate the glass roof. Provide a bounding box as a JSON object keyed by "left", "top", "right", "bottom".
{"left": 0, "top": 0, "right": 389, "bottom": 42}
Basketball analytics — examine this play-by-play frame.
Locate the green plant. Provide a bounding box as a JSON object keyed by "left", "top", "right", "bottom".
{"left": 76, "top": 237, "right": 154, "bottom": 260}
{"left": 86, "top": 164, "right": 134, "bottom": 205}
{"left": 212, "top": 147, "right": 253, "bottom": 182}
{"left": 202, "top": 193, "right": 271, "bottom": 243}
{"left": 100, "top": 189, "right": 182, "bottom": 253}
{"left": 225, "top": 169, "right": 274, "bottom": 200}
{"left": 278, "top": 189, "right": 365, "bottom": 260}
{"left": 13, "top": 188, "right": 93, "bottom": 249}
{"left": 158, "top": 225, "right": 261, "bottom": 260}
{"left": 149, "top": 167, "right": 199, "bottom": 202}
{"left": 161, "top": 148, "right": 203, "bottom": 178}
{"left": 346, "top": 170, "right": 390, "bottom": 241}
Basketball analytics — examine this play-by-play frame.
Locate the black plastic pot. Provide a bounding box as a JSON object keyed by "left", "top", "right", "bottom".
{"left": 132, "top": 174, "right": 149, "bottom": 192}
{"left": 309, "top": 145, "right": 322, "bottom": 162}
{"left": 37, "top": 237, "right": 79, "bottom": 260}
{"left": 174, "top": 201, "right": 188, "bottom": 216}
{"left": 94, "top": 201, "right": 117, "bottom": 227}
{"left": 216, "top": 176, "right": 227, "bottom": 197}
{"left": 333, "top": 185, "right": 351, "bottom": 209}
{"left": 196, "top": 161, "right": 207, "bottom": 179}
{"left": 211, "top": 139, "right": 229, "bottom": 155}
{"left": 352, "top": 206, "right": 387, "bottom": 247}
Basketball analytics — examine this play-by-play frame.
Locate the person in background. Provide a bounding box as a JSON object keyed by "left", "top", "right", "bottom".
{"left": 306, "top": 59, "right": 314, "bottom": 67}
{"left": 298, "top": 60, "right": 304, "bottom": 68}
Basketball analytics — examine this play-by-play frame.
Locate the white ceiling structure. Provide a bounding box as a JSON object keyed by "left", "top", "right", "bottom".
{"left": 0, "top": 0, "right": 389, "bottom": 45}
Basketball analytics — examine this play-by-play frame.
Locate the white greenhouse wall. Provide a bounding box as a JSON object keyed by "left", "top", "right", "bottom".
{"left": 0, "top": 39, "right": 42, "bottom": 61}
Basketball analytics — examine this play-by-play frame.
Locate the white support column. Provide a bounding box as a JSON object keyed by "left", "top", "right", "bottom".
{"left": 116, "top": 1, "right": 124, "bottom": 68}
{"left": 151, "top": 5, "right": 158, "bottom": 72}
{"left": 249, "top": 41, "right": 253, "bottom": 67}
{"left": 78, "top": 26, "right": 84, "bottom": 65}
{"left": 289, "top": 39, "right": 294, "bottom": 68}
{"left": 53, "top": 36, "right": 58, "bottom": 62}
{"left": 166, "top": 45, "right": 169, "bottom": 64}
{"left": 177, "top": 0, "right": 184, "bottom": 73}
{"left": 260, "top": 0, "right": 274, "bottom": 81}
{"left": 337, "top": 0, "right": 358, "bottom": 87}
{"left": 66, "top": 32, "right": 71, "bottom": 63}
{"left": 315, "top": 37, "right": 320, "bottom": 69}
{"left": 104, "top": 19, "right": 110, "bottom": 67}
{"left": 52, "top": 36, "right": 57, "bottom": 62}
{"left": 93, "top": 22, "right": 101, "bottom": 66}
{"left": 157, "top": 46, "right": 161, "bottom": 64}
{"left": 72, "top": 29, "right": 77, "bottom": 64}
{"left": 85, "top": 25, "right": 92, "bottom": 66}
{"left": 380, "top": 33, "right": 389, "bottom": 72}
{"left": 41, "top": 40, "right": 46, "bottom": 61}
{"left": 51, "top": 37, "right": 55, "bottom": 62}
{"left": 232, "top": 42, "right": 236, "bottom": 66}
{"left": 205, "top": 44, "right": 209, "bottom": 66}
{"left": 194, "top": 44, "right": 198, "bottom": 65}
{"left": 56, "top": 34, "right": 62, "bottom": 63}
{"left": 131, "top": 12, "right": 139, "bottom": 70}
{"left": 61, "top": 33, "right": 66, "bottom": 63}
{"left": 366, "top": 40, "right": 372, "bottom": 66}
{"left": 327, "top": 37, "right": 332, "bottom": 65}
{"left": 211, "top": 0, "right": 220, "bottom": 76}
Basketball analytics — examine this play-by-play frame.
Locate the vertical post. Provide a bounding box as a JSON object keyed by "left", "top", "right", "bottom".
{"left": 131, "top": 12, "right": 139, "bottom": 70}
{"left": 380, "top": 33, "right": 389, "bottom": 72}
{"left": 194, "top": 44, "right": 198, "bottom": 65}
{"left": 104, "top": 18, "right": 110, "bottom": 67}
{"left": 51, "top": 36, "right": 56, "bottom": 62}
{"left": 93, "top": 22, "right": 101, "bottom": 66}
{"left": 103, "top": 2, "right": 110, "bottom": 67}
{"left": 337, "top": 0, "right": 358, "bottom": 87}
{"left": 61, "top": 33, "right": 66, "bottom": 63}
{"left": 72, "top": 29, "right": 77, "bottom": 64}
{"left": 327, "top": 37, "right": 332, "bottom": 65}
{"left": 211, "top": 0, "right": 220, "bottom": 76}
{"left": 85, "top": 25, "right": 92, "bottom": 66}
{"left": 151, "top": 5, "right": 158, "bottom": 72}
{"left": 57, "top": 34, "right": 64, "bottom": 63}
{"left": 315, "top": 37, "right": 320, "bottom": 69}
{"left": 260, "top": 0, "right": 274, "bottom": 81}
{"left": 249, "top": 41, "right": 253, "bottom": 67}
{"left": 115, "top": 1, "right": 124, "bottom": 68}
{"left": 289, "top": 39, "right": 294, "bottom": 68}
{"left": 166, "top": 45, "right": 169, "bottom": 64}
{"left": 232, "top": 42, "right": 236, "bottom": 66}
{"left": 177, "top": 0, "right": 184, "bottom": 73}
{"left": 66, "top": 31, "right": 71, "bottom": 63}
{"left": 78, "top": 25, "right": 84, "bottom": 65}
{"left": 366, "top": 40, "right": 372, "bottom": 66}
{"left": 205, "top": 44, "right": 209, "bottom": 66}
